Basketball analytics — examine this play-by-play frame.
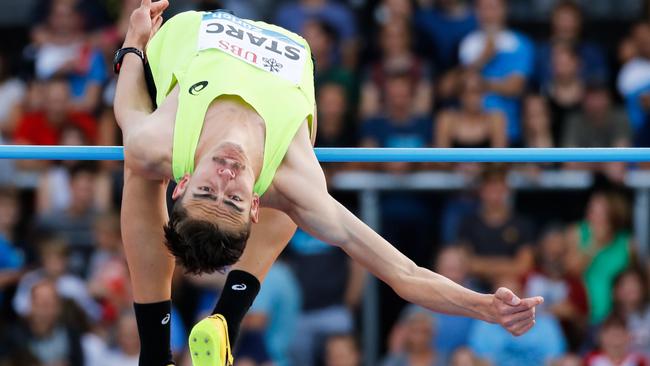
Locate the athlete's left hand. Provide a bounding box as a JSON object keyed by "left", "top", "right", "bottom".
{"left": 125, "top": 0, "right": 169, "bottom": 48}
{"left": 490, "top": 287, "right": 544, "bottom": 336}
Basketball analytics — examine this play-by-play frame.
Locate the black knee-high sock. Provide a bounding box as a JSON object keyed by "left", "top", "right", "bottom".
{"left": 212, "top": 270, "right": 261, "bottom": 345}
{"left": 134, "top": 300, "right": 174, "bottom": 366}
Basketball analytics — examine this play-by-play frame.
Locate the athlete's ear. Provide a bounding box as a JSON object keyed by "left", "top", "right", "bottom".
{"left": 250, "top": 193, "right": 260, "bottom": 223}
{"left": 172, "top": 174, "right": 191, "bottom": 200}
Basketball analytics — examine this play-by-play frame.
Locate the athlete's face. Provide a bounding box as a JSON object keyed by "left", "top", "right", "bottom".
{"left": 173, "top": 143, "right": 260, "bottom": 229}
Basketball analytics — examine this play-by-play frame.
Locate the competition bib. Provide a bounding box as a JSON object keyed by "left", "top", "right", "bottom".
{"left": 198, "top": 12, "right": 307, "bottom": 85}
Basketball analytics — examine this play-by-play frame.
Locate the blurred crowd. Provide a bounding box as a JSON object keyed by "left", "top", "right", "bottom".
{"left": 0, "top": 0, "right": 650, "bottom": 365}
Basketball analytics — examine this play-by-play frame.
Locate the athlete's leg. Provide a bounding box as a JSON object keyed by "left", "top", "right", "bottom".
{"left": 190, "top": 208, "right": 297, "bottom": 366}
{"left": 121, "top": 170, "right": 175, "bottom": 365}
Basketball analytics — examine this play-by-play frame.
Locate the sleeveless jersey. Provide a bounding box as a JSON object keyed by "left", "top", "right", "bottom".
{"left": 146, "top": 10, "right": 315, "bottom": 196}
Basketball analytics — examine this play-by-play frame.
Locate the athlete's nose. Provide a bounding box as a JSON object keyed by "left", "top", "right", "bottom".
{"left": 217, "top": 168, "right": 236, "bottom": 179}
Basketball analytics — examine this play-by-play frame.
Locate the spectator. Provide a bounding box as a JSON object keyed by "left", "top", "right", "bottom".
{"left": 430, "top": 247, "right": 476, "bottom": 357}
{"left": 415, "top": 0, "right": 478, "bottom": 72}
{"left": 87, "top": 212, "right": 131, "bottom": 323}
{"left": 523, "top": 226, "right": 588, "bottom": 350}
{"left": 12, "top": 238, "right": 100, "bottom": 321}
{"left": 13, "top": 77, "right": 97, "bottom": 146}
{"left": 458, "top": 166, "right": 535, "bottom": 288}
{"left": 618, "top": 22, "right": 650, "bottom": 144}
{"left": 360, "top": 72, "right": 434, "bottom": 267}
{"left": 288, "top": 229, "right": 364, "bottom": 366}
{"left": 7, "top": 280, "right": 85, "bottom": 366}
{"left": 566, "top": 190, "right": 633, "bottom": 324}
{"left": 324, "top": 334, "right": 361, "bottom": 366}
{"left": 0, "top": 53, "right": 26, "bottom": 138}
{"left": 612, "top": 267, "right": 650, "bottom": 359}
{"left": 522, "top": 94, "right": 554, "bottom": 148}
{"left": 468, "top": 278, "right": 566, "bottom": 366}
{"left": 585, "top": 313, "right": 648, "bottom": 366}
{"left": 29, "top": 0, "right": 107, "bottom": 113}
{"left": 535, "top": 1, "right": 608, "bottom": 87}
{"left": 388, "top": 247, "right": 477, "bottom": 362}
{"left": 0, "top": 187, "right": 24, "bottom": 303}
{"left": 241, "top": 260, "right": 301, "bottom": 366}
{"left": 544, "top": 45, "right": 585, "bottom": 144}
{"left": 316, "top": 82, "right": 356, "bottom": 148}
{"left": 37, "top": 129, "right": 113, "bottom": 217}
{"left": 361, "top": 72, "right": 432, "bottom": 150}
{"left": 562, "top": 86, "right": 631, "bottom": 148}
{"left": 301, "top": 19, "right": 357, "bottom": 105}
{"left": 99, "top": 312, "right": 140, "bottom": 366}
{"left": 382, "top": 306, "right": 443, "bottom": 366}
{"left": 36, "top": 163, "right": 103, "bottom": 275}
{"left": 360, "top": 20, "right": 432, "bottom": 119}
{"left": 275, "top": 0, "right": 358, "bottom": 68}
{"left": 458, "top": 0, "right": 534, "bottom": 144}
{"left": 435, "top": 70, "right": 506, "bottom": 148}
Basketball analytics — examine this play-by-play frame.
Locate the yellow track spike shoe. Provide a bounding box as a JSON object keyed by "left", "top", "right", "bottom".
{"left": 189, "top": 314, "right": 233, "bottom": 366}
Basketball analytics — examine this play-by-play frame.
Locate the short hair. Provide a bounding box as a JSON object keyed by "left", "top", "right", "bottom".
{"left": 553, "top": 0, "right": 583, "bottom": 19}
{"left": 69, "top": 162, "right": 98, "bottom": 179}
{"left": 600, "top": 312, "right": 627, "bottom": 331}
{"left": 38, "top": 238, "right": 70, "bottom": 260}
{"left": 163, "top": 201, "right": 251, "bottom": 274}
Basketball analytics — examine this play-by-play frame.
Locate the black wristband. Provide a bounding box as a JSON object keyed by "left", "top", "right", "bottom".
{"left": 113, "top": 47, "right": 145, "bottom": 74}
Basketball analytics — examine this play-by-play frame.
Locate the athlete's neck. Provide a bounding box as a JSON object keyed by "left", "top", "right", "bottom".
{"left": 194, "top": 98, "right": 265, "bottom": 177}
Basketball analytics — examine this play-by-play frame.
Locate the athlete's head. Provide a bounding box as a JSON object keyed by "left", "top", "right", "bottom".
{"left": 164, "top": 142, "right": 260, "bottom": 274}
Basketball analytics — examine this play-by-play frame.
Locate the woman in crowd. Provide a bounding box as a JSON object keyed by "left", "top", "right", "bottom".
{"left": 435, "top": 70, "right": 506, "bottom": 148}
{"left": 612, "top": 266, "right": 650, "bottom": 359}
{"left": 566, "top": 191, "right": 634, "bottom": 325}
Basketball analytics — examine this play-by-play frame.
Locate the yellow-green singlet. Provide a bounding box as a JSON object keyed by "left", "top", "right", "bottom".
{"left": 146, "top": 10, "right": 315, "bottom": 196}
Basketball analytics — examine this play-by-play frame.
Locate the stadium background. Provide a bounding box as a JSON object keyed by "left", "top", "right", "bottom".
{"left": 0, "top": 0, "right": 650, "bottom": 365}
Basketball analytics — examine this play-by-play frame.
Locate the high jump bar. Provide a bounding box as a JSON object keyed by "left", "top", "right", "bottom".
{"left": 1, "top": 146, "right": 650, "bottom": 162}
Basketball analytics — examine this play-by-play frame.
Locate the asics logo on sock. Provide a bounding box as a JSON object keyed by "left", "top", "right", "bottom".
{"left": 232, "top": 284, "right": 247, "bottom": 291}
{"left": 161, "top": 313, "right": 171, "bottom": 325}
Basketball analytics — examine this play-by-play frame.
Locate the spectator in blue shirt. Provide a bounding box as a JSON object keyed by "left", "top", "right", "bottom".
{"left": 618, "top": 22, "right": 650, "bottom": 145}
{"left": 30, "top": 1, "right": 107, "bottom": 113}
{"left": 459, "top": 0, "right": 534, "bottom": 145}
{"left": 360, "top": 73, "right": 432, "bottom": 150}
{"left": 0, "top": 188, "right": 24, "bottom": 302}
{"left": 288, "top": 229, "right": 363, "bottom": 366}
{"left": 535, "top": 1, "right": 609, "bottom": 88}
{"left": 415, "top": 0, "right": 478, "bottom": 72}
{"left": 360, "top": 71, "right": 434, "bottom": 285}
{"left": 275, "top": 0, "right": 358, "bottom": 68}
{"left": 468, "top": 278, "right": 567, "bottom": 366}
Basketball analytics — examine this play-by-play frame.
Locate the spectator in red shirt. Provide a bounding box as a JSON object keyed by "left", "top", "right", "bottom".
{"left": 13, "top": 77, "right": 96, "bottom": 146}
{"left": 585, "top": 313, "right": 648, "bottom": 366}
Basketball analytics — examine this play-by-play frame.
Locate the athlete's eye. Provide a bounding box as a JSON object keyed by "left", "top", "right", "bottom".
{"left": 231, "top": 195, "right": 242, "bottom": 202}
{"left": 199, "top": 186, "right": 211, "bottom": 192}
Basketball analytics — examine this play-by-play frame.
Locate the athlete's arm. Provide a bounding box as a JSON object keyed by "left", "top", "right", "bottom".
{"left": 272, "top": 125, "right": 543, "bottom": 336}
{"left": 114, "top": 0, "right": 167, "bottom": 133}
